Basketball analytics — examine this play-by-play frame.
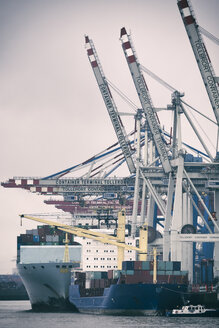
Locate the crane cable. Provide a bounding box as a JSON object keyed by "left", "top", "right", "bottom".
{"left": 140, "top": 64, "right": 217, "bottom": 126}
{"left": 199, "top": 25, "right": 219, "bottom": 46}
{"left": 106, "top": 78, "right": 138, "bottom": 112}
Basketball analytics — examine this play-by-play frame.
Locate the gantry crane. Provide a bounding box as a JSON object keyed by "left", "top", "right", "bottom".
{"left": 177, "top": 0, "right": 219, "bottom": 280}
{"left": 177, "top": 0, "right": 219, "bottom": 150}
{"left": 85, "top": 35, "right": 135, "bottom": 174}
{"left": 120, "top": 27, "right": 173, "bottom": 238}
{"left": 120, "top": 27, "right": 172, "bottom": 174}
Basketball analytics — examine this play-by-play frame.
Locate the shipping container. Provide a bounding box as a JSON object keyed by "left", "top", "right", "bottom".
{"left": 46, "top": 235, "right": 52, "bottom": 242}
{"left": 52, "top": 235, "right": 59, "bottom": 242}
{"left": 173, "top": 261, "right": 181, "bottom": 271}
{"left": 20, "top": 234, "right": 33, "bottom": 243}
{"left": 39, "top": 235, "right": 46, "bottom": 242}
{"left": 107, "top": 270, "right": 113, "bottom": 279}
{"left": 185, "top": 154, "right": 193, "bottom": 162}
{"left": 157, "top": 271, "right": 165, "bottom": 275}
{"left": 134, "top": 261, "right": 142, "bottom": 270}
{"left": 165, "top": 261, "right": 173, "bottom": 270}
{"left": 126, "top": 270, "right": 134, "bottom": 275}
{"left": 173, "top": 271, "right": 181, "bottom": 276}
{"left": 157, "top": 261, "right": 165, "bottom": 270}
{"left": 99, "top": 279, "right": 105, "bottom": 288}
{"left": 33, "top": 235, "right": 40, "bottom": 243}
{"left": 141, "top": 261, "right": 150, "bottom": 270}
{"left": 122, "top": 261, "right": 135, "bottom": 270}
{"left": 165, "top": 271, "right": 173, "bottom": 275}
{"left": 26, "top": 230, "right": 34, "bottom": 235}
{"left": 181, "top": 271, "right": 188, "bottom": 276}
{"left": 90, "top": 271, "right": 103, "bottom": 280}
{"left": 125, "top": 275, "right": 140, "bottom": 284}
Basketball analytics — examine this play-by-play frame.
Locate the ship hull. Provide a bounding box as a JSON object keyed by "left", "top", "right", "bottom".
{"left": 69, "top": 283, "right": 187, "bottom": 315}
{"left": 17, "top": 262, "right": 78, "bottom": 311}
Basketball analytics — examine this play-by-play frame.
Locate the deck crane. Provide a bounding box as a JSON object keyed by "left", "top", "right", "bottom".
{"left": 85, "top": 35, "right": 135, "bottom": 174}
{"left": 177, "top": 0, "right": 219, "bottom": 150}
{"left": 120, "top": 27, "right": 172, "bottom": 174}
{"left": 20, "top": 210, "right": 148, "bottom": 270}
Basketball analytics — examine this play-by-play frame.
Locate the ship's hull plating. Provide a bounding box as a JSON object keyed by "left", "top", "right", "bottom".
{"left": 17, "top": 263, "right": 78, "bottom": 311}
{"left": 69, "top": 283, "right": 187, "bottom": 315}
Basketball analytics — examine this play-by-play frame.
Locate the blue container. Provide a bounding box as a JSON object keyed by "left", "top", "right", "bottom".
{"left": 185, "top": 154, "right": 193, "bottom": 162}
{"left": 101, "top": 272, "right": 108, "bottom": 279}
{"left": 33, "top": 235, "right": 40, "bottom": 242}
{"left": 158, "top": 261, "right": 165, "bottom": 270}
{"left": 193, "top": 156, "right": 202, "bottom": 162}
{"left": 122, "top": 261, "right": 135, "bottom": 270}
{"left": 126, "top": 270, "right": 134, "bottom": 275}
{"left": 142, "top": 261, "right": 150, "bottom": 270}
{"left": 173, "top": 262, "right": 181, "bottom": 271}
{"left": 173, "top": 271, "right": 181, "bottom": 276}
{"left": 166, "top": 271, "right": 173, "bottom": 275}
{"left": 165, "top": 262, "right": 173, "bottom": 270}
{"left": 181, "top": 271, "right": 188, "bottom": 276}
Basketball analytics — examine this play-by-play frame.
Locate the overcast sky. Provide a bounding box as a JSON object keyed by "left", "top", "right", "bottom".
{"left": 0, "top": 0, "right": 219, "bottom": 274}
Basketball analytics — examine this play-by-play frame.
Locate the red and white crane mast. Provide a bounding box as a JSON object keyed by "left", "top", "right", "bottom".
{"left": 85, "top": 35, "right": 135, "bottom": 174}
{"left": 177, "top": 0, "right": 219, "bottom": 130}
{"left": 120, "top": 28, "right": 172, "bottom": 174}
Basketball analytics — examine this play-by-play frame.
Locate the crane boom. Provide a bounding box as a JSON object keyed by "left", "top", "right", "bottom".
{"left": 120, "top": 28, "right": 172, "bottom": 174}
{"left": 85, "top": 35, "right": 135, "bottom": 174}
{"left": 177, "top": 0, "right": 219, "bottom": 126}
{"left": 19, "top": 213, "right": 148, "bottom": 254}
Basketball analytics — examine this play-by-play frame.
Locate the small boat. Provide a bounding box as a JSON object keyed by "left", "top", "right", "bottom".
{"left": 166, "top": 304, "right": 219, "bottom": 317}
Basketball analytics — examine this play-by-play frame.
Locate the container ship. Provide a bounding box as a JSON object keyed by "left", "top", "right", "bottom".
{"left": 17, "top": 213, "right": 219, "bottom": 314}
{"left": 16, "top": 215, "right": 138, "bottom": 311}
{"left": 17, "top": 214, "right": 187, "bottom": 314}
{"left": 69, "top": 259, "right": 188, "bottom": 315}
{"left": 17, "top": 224, "right": 81, "bottom": 311}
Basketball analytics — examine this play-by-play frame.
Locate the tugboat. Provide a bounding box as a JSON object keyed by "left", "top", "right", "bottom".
{"left": 166, "top": 304, "right": 219, "bottom": 317}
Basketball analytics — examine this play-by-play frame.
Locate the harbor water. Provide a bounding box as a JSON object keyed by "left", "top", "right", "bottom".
{"left": 0, "top": 301, "right": 218, "bottom": 328}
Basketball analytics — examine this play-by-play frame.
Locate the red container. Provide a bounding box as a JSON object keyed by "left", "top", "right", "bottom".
{"left": 135, "top": 270, "right": 151, "bottom": 281}
{"left": 134, "top": 261, "right": 142, "bottom": 270}
{"left": 125, "top": 275, "right": 139, "bottom": 284}
{"left": 99, "top": 279, "right": 105, "bottom": 288}
{"left": 107, "top": 270, "right": 113, "bottom": 279}
{"left": 94, "top": 279, "right": 100, "bottom": 288}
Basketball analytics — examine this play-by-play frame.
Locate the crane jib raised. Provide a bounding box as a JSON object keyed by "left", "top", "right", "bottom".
{"left": 177, "top": 0, "right": 219, "bottom": 125}
{"left": 120, "top": 27, "right": 172, "bottom": 174}
{"left": 85, "top": 35, "right": 136, "bottom": 174}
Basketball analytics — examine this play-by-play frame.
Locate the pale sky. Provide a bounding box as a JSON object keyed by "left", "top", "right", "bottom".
{"left": 0, "top": 0, "right": 219, "bottom": 274}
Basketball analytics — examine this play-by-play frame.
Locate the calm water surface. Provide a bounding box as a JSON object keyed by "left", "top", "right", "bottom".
{"left": 0, "top": 301, "right": 218, "bottom": 328}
